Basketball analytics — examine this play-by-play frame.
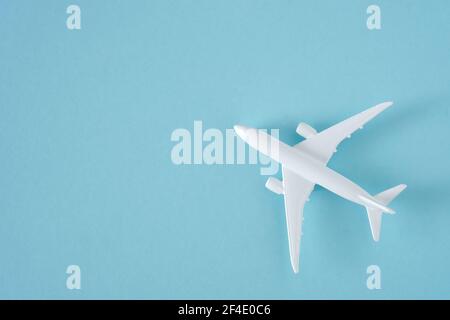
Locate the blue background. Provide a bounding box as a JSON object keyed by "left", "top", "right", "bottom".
{"left": 0, "top": 0, "right": 449, "bottom": 299}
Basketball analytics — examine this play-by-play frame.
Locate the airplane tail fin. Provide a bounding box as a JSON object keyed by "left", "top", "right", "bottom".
{"left": 365, "top": 184, "right": 407, "bottom": 241}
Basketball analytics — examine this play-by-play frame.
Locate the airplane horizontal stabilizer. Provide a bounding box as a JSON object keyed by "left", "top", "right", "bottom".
{"left": 366, "top": 184, "right": 407, "bottom": 241}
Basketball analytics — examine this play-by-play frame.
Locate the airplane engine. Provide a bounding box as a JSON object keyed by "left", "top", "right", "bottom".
{"left": 265, "top": 177, "right": 284, "bottom": 195}
{"left": 296, "top": 122, "right": 317, "bottom": 139}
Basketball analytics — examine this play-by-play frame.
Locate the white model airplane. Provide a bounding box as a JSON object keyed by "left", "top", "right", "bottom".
{"left": 234, "top": 102, "right": 406, "bottom": 273}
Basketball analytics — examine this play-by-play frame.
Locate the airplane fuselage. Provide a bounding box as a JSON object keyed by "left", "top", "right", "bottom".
{"left": 246, "top": 129, "right": 374, "bottom": 208}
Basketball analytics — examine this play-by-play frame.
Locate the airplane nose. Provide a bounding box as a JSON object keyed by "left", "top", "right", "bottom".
{"left": 233, "top": 125, "right": 249, "bottom": 139}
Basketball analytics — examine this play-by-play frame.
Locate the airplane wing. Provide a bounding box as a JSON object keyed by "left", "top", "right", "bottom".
{"left": 295, "top": 101, "right": 393, "bottom": 164}
{"left": 282, "top": 166, "right": 315, "bottom": 273}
